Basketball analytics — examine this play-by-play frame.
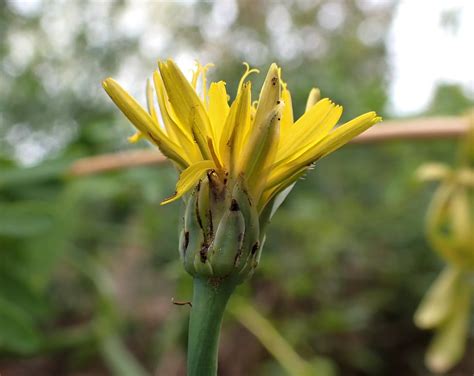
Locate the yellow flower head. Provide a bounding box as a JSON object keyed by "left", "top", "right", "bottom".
{"left": 103, "top": 60, "right": 381, "bottom": 212}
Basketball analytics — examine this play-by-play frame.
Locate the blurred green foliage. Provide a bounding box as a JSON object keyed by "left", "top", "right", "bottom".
{"left": 0, "top": 1, "right": 473, "bottom": 375}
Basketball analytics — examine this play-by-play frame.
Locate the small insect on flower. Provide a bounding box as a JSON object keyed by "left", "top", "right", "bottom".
{"left": 103, "top": 60, "right": 381, "bottom": 280}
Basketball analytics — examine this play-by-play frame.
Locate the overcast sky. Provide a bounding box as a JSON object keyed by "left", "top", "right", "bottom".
{"left": 388, "top": 0, "right": 474, "bottom": 115}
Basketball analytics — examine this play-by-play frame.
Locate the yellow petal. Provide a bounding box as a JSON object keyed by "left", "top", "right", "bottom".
{"left": 102, "top": 78, "right": 188, "bottom": 169}
{"left": 425, "top": 282, "right": 471, "bottom": 374}
{"left": 152, "top": 71, "right": 202, "bottom": 163}
{"left": 144, "top": 78, "right": 172, "bottom": 138}
{"left": 219, "top": 83, "right": 250, "bottom": 169}
{"left": 277, "top": 98, "right": 336, "bottom": 162}
{"left": 228, "top": 82, "right": 252, "bottom": 174}
{"left": 103, "top": 78, "right": 153, "bottom": 135}
{"left": 305, "top": 88, "right": 321, "bottom": 112}
{"left": 414, "top": 266, "right": 462, "bottom": 329}
{"left": 266, "top": 111, "right": 380, "bottom": 193}
{"left": 284, "top": 103, "right": 343, "bottom": 163}
{"left": 250, "top": 101, "right": 257, "bottom": 123}
{"left": 219, "top": 96, "right": 239, "bottom": 159}
{"left": 128, "top": 132, "right": 143, "bottom": 143}
{"left": 279, "top": 86, "right": 294, "bottom": 139}
{"left": 449, "top": 187, "right": 471, "bottom": 248}
{"left": 158, "top": 60, "right": 216, "bottom": 162}
{"left": 426, "top": 182, "right": 466, "bottom": 265}
{"left": 239, "top": 64, "right": 281, "bottom": 190}
{"left": 161, "top": 160, "right": 215, "bottom": 205}
{"left": 259, "top": 169, "right": 306, "bottom": 212}
{"left": 457, "top": 167, "right": 474, "bottom": 186}
{"left": 241, "top": 104, "right": 283, "bottom": 201}
{"left": 153, "top": 71, "right": 189, "bottom": 140}
{"left": 208, "top": 81, "right": 230, "bottom": 142}
{"left": 232, "top": 83, "right": 253, "bottom": 157}
{"left": 252, "top": 63, "right": 281, "bottom": 133}
{"left": 416, "top": 163, "right": 451, "bottom": 181}
{"left": 316, "top": 112, "right": 382, "bottom": 158}
{"left": 146, "top": 78, "right": 159, "bottom": 124}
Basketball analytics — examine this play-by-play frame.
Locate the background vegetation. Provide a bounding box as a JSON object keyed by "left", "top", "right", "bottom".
{"left": 0, "top": 1, "right": 473, "bottom": 375}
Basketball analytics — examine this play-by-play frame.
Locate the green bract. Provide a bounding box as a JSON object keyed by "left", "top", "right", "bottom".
{"left": 180, "top": 176, "right": 261, "bottom": 282}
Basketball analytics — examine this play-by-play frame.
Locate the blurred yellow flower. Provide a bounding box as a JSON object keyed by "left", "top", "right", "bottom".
{"left": 103, "top": 60, "right": 381, "bottom": 210}
{"left": 414, "top": 124, "right": 474, "bottom": 374}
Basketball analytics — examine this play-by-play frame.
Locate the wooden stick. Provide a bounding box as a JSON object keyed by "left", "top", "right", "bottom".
{"left": 353, "top": 116, "right": 471, "bottom": 143}
{"left": 69, "top": 149, "right": 167, "bottom": 176}
{"left": 68, "top": 116, "right": 472, "bottom": 176}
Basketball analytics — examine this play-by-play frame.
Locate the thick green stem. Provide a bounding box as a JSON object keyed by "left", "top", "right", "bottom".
{"left": 187, "top": 277, "right": 237, "bottom": 376}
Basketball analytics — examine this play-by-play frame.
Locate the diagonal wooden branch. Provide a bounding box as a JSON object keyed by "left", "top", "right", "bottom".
{"left": 69, "top": 149, "right": 167, "bottom": 176}
{"left": 350, "top": 116, "right": 471, "bottom": 143}
{"left": 69, "top": 116, "right": 472, "bottom": 177}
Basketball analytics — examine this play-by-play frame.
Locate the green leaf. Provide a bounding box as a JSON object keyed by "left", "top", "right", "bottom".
{"left": 0, "top": 297, "right": 42, "bottom": 354}
{"left": 0, "top": 202, "right": 54, "bottom": 237}
{"left": 0, "top": 160, "right": 68, "bottom": 189}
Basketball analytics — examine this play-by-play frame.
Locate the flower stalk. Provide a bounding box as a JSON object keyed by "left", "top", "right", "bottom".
{"left": 187, "top": 277, "right": 237, "bottom": 376}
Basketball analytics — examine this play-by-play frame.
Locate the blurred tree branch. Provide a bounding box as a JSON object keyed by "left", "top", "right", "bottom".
{"left": 351, "top": 116, "right": 471, "bottom": 143}
{"left": 69, "top": 150, "right": 168, "bottom": 176}
{"left": 69, "top": 116, "right": 472, "bottom": 177}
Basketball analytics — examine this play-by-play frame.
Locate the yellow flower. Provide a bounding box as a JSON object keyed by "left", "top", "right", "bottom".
{"left": 103, "top": 60, "right": 381, "bottom": 211}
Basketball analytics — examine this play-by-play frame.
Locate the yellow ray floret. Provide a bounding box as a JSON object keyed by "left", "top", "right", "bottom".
{"left": 161, "top": 160, "right": 216, "bottom": 205}
{"left": 102, "top": 59, "right": 382, "bottom": 211}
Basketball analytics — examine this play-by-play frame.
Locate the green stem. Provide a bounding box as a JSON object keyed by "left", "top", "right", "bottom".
{"left": 187, "top": 277, "right": 237, "bottom": 376}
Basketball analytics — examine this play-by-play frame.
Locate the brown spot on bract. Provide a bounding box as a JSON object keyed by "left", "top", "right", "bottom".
{"left": 183, "top": 231, "right": 190, "bottom": 253}
{"left": 207, "top": 209, "right": 213, "bottom": 236}
{"left": 200, "top": 244, "right": 208, "bottom": 263}
{"left": 234, "top": 243, "right": 243, "bottom": 265}
{"left": 251, "top": 241, "right": 259, "bottom": 255}
{"left": 230, "top": 199, "right": 240, "bottom": 211}
{"left": 195, "top": 197, "right": 204, "bottom": 230}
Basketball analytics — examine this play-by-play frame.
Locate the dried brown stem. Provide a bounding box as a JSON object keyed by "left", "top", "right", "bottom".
{"left": 352, "top": 116, "right": 471, "bottom": 143}
{"left": 68, "top": 149, "right": 167, "bottom": 176}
